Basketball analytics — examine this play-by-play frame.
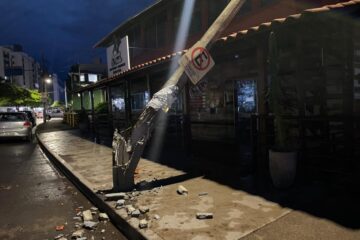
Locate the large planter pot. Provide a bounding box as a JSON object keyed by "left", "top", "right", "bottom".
{"left": 269, "top": 150, "right": 297, "bottom": 189}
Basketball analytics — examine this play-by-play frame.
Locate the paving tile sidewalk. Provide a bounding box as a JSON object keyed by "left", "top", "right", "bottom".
{"left": 37, "top": 120, "right": 360, "bottom": 240}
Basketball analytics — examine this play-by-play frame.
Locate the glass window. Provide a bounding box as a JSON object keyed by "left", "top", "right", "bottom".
{"left": 0, "top": 113, "right": 25, "bottom": 121}
{"left": 131, "top": 92, "right": 149, "bottom": 111}
{"left": 236, "top": 79, "right": 257, "bottom": 114}
{"left": 82, "top": 91, "right": 92, "bottom": 110}
{"left": 189, "top": 78, "right": 234, "bottom": 122}
{"left": 130, "top": 78, "right": 149, "bottom": 112}
{"left": 111, "top": 85, "right": 125, "bottom": 112}
{"left": 80, "top": 74, "right": 85, "bottom": 82}
{"left": 88, "top": 74, "right": 98, "bottom": 83}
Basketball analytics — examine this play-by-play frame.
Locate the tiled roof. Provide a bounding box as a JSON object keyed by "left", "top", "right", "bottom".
{"left": 78, "top": 0, "right": 360, "bottom": 92}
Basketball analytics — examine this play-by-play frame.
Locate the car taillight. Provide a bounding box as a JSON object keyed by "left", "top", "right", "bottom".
{"left": 23, "top": 121, "right": 31, "bottom": 127}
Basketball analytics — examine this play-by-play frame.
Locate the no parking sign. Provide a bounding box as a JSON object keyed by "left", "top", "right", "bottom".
{"left": 180, "top": 42, "right": 215, "bottom": 85}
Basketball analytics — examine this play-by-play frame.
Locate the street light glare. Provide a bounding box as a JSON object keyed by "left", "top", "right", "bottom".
{"left": 45, "top": 78, "right": 52, "bottom": 84}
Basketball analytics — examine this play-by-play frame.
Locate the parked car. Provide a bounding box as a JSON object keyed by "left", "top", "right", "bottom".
{"left": 21, "top": 110, "right": 36, "bottom": 126}
{"left": 47, "top": 108, "right": 64, "bottom": 118}
{"left": 35, "top": 110, "right": 51, "bottom": 120}
{"left": 0, "top": 112, "right": 32, "bottom": 141}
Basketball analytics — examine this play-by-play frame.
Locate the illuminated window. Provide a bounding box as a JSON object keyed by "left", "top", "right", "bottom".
{"left": 88, "top": 74, "right": 98, "bottom": 83}
{"left": 80, "top": 74, "right": 85, "bottom": 82}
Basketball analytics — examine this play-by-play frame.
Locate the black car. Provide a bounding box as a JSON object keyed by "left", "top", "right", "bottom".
{"left": 21, "top": 111, "right": 36, "bottom": 127}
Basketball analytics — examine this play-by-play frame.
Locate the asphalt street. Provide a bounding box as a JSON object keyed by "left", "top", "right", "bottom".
{"left": 0, "top": 132, "right": 127, "bottom": 240}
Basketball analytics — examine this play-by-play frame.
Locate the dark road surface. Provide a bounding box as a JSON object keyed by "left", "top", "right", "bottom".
{"left": 0, "top": 137, "right": 127, "bottom": 240}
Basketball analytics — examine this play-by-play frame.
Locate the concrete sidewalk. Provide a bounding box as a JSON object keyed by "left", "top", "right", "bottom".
{"left": 37, "top": 120, "right": 360, "bottom": 240}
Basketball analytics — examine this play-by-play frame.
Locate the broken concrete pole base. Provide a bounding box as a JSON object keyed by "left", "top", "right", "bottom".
{"left": 112, "top": 166, "right": 135, "bottom": 192}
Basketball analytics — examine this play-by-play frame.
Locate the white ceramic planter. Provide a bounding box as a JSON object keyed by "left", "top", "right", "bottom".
{"left": 269, "top": 150, "right": 297, "bottom": 189}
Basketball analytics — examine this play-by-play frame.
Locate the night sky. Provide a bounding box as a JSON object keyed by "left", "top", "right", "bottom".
{"left": 0, "top": 0, "right": 155, "bottom": 84}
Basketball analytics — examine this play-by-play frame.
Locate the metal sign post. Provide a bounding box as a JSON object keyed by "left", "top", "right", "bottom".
{"left": 112, "top": 0, "right": 247, "bottom": 191}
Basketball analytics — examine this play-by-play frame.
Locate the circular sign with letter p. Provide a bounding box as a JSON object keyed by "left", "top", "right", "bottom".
{"left": 179, "top": 43, "right": 215, "bottom": 85}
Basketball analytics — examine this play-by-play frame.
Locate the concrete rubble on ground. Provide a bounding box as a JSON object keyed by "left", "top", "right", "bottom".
{"left": 99, "top": 213, "right": 109, "bottom": 221}
{"left": 105, "top": 192, "right": 126, "bottom": 200}
{"left": 83, "top": 220, "right": 98, "bottom": 229}
{"left": 139, "top": 219, "right": 148, "bottom": 229}
{"left": 139, "top": 206, "right": 149, "bottom": 214}
{"left": 131, "top": 209, "right": 141, "bottom": 218}
{"left": 82, "top": 210, "right": 93, "bottom": 221}
{"left": 115, "top": 199, "right": 125, "bottom": 208}
{"left": 54, "top": 234, "right": 65, "bottom": 239}
{"left": 196, "top": 212, "right": 214, "bottom": 219}
{"left": 177, "top": 185, "right": 188, "bottom": 195}
{"left": 71, "top": 229, "right": 84, "bottom": 239}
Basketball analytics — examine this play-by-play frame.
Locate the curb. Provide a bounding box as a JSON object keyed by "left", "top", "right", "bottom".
{"left": 36, "top": 126, "right": 149, "bottom": 240}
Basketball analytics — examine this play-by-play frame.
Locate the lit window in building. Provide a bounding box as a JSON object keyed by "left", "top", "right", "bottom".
{"left": 88, "top": 74, "right": 98, "bottom": 83}
{"left": 80, "top": 74, "right": 85, "bottom": 82}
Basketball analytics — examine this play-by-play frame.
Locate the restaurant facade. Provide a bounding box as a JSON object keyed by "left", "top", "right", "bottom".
{"left": 72, "top": 0, "right": 360, "bottom": 184}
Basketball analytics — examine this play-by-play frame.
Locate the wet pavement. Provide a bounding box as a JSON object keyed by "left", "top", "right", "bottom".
{"left": 37, "top": 119, "right": 360, "bottom": 240}
{"left": 0, "top": 134, "right": 127, "bottom": 239}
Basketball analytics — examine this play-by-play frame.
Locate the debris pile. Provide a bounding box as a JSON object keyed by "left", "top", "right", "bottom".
{"left": 53, "top": 205, "right": 111, "bottom": 240}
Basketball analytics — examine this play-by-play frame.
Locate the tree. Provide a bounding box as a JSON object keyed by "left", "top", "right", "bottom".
{"left": 0, "top": 83, "right": 42, "bottom": 107}
{"left": 51, "top": 100, "right": 63, "bottom": 108}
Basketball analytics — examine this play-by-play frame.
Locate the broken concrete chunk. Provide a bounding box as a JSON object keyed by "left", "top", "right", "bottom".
{"left": 54, "top": 234, "right": 64, "bottom": 239}
{"left": 139, "top": 206, "right": 149, "bottom": 214}
{"left": 74, "top": 222, "right": 83, "bottom": 229}
{"left": 177, "top": 185, "right": 188, "bottom": 195}
{"left": 126, "top": 205, "right": 136, "bottom": 214}
{"left": 82, "top": 210, "right": 93, "bottom": 221}
{"left": 71, "top": 229, "right": 85, "bottom": 239}
{"left": 90, "top": 207, "right": 98, "bottom": 211}
{"left": 83, "top": 221, "right": 98, "bottom": 230}
{"left": 116, "top": 199, "right": 125, "bottom": 208}
{"left": 196, "top": 213, "right": 213, "bottom": 219}
{"left": 73, "top": 216, "right": 82, "bottom": 221}
{"left": 154, "top": 214, "right": 160, "bottom": 220}
{"left": 99, "top": 213, "right": 109, "bottom": 221}
{"left": 131, "top": 209, "right": 141, "bottom": 218}
{"left": 139, "top": 219, "right": 148, "bottom": 229}
{"left": 105, "top": 192, "right": 126, "bottom": 200}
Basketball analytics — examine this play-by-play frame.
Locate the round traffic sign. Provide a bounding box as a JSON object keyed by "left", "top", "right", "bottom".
{"left": 191, "top": 47, "right": 211, "bottom": 71}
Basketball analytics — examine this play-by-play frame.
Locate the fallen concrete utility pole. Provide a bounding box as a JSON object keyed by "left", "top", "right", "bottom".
{"left": 112, "top": 0, "right": 247, "bottom": 191}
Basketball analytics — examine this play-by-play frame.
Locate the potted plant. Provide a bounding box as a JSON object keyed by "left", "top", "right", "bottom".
{"left": 268, "top": 31, "right": 298, "bottom": 189}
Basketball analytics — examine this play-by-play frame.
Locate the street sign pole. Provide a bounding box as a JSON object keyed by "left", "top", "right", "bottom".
{"left": 112, "top": 0, "right": 247, "bottom": 191}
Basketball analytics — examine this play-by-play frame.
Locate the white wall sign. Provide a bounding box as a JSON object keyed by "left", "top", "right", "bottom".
{"left": 179, "top": 42, "right": 215, "bottom": 85}
{"left": 107, "top": 36, "right": 130, "bottom": 77}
